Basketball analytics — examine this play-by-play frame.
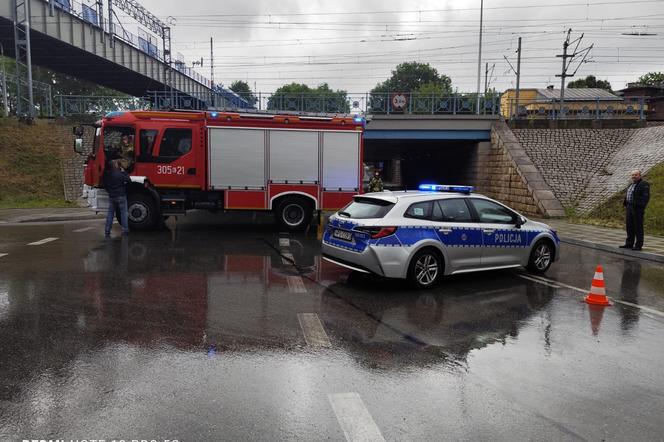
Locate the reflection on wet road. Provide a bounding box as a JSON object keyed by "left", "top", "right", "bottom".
{"left": 0, "top": 214, "right": 663, "bottom": 441}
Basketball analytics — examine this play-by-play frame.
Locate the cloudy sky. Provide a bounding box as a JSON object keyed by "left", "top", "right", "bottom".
{"left": 134, "top": 0, "right": 664, "bottom": 94}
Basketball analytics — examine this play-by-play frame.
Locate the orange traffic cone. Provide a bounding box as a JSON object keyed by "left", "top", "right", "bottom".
{"left": 584, "top": 265, "right": 612, "bottom": 306}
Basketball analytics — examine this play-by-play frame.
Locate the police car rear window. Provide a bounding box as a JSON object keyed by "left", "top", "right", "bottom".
{"left": 339, "top": 197, "right": 394, "bottom": 219}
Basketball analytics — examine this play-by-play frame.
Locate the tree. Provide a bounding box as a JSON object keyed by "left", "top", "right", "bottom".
{"left": 371, "top": 62, "right": 453, "bottom": 95}
{"left": 637, "top": 72, "right": 664, "bottom": 86}
{"left": 229, "top": 80, "right": 257, "bottom": 107}
{"left": 267, "top": 82, "right": 349, "bottom": 113}
{"left": 567, "top": 75, "right": 613, "bottom": 92}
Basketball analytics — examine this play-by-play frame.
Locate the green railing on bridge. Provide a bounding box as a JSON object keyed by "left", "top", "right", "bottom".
{"left": 43, "top": 92, "right": 650, "bottom": 121}
{"left": 145, "top": 90, "right": 501, "bottom": 115}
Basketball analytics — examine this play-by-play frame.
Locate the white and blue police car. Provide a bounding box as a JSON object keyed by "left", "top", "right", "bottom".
{"left": 322, "top": 184, "right": 560, "bottom": 288}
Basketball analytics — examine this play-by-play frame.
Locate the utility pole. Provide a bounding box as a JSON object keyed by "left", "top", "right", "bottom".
{"left": 556, "top": 29, "right": 593, "bottom": 118}
{"left": 475, "top": 0, "right": 484, "bottom": 115}
{"left": 515, "top": 37, "right": 521, "bottom": 118}
{"left": 210, "top": 37, "right": 215, "bottom": 106}
{"left": 504, "top": 36, "right": 522, "bottom": 118}
{"left": 557, "top": 29, "right": 571, "bottom": 116}
{"left": 0, "top": 43, "right": 8, "bottom": 116}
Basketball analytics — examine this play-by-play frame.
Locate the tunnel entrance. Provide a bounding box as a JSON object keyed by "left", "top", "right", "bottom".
{"left": 363, "top": 139, "right": 479, "bottom": 191}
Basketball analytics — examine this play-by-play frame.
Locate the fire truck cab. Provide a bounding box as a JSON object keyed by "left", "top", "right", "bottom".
{"left": 75, "top": 110, "right": 364, "bottom": 230}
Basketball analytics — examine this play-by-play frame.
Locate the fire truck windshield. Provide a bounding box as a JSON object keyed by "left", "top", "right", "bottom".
{"left": 104, "top": 126, "right": 136, "bottom": 171}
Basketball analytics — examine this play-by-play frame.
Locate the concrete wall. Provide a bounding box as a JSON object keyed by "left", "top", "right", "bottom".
{"left": 477, "top": 121, "right": 566, "bottom": 218}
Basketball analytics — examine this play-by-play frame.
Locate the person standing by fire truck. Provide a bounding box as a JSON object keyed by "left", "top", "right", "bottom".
{"left": 102, "top": 159, "right": 131, "bottom": 237}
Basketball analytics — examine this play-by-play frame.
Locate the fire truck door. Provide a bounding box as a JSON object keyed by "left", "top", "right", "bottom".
{"left": 135, "top": 124, "right": 204, "bottom": 190}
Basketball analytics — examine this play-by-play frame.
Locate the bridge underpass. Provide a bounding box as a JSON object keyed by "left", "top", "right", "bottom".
{"left": 0, "top": 0, "right": 212, "bottom": 114}
{"left": 364, "top": 115, "right": 496, "bottom": 190}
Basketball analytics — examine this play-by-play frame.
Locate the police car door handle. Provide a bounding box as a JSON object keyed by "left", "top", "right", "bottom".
{"left": 483, "top": 229, "right": 495, "bottom": 234}
{"left": 438, "top": 227, "right": 452, "bottom": 234}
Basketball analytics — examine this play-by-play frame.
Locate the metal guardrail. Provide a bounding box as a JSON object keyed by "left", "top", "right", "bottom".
{"left": 504, "top": 97, "right": 646, "bottom": 120}
{"left": 143, "top": 91, "right": 501, "bottom": 116}
{"left": 47, "top": 0, "right": 210, "bottom": 88}
{"left": 51, "top": 92, "right": 651, "bottom": 120}
{"left": 1, "top": 72, "right": 53, "bottom": 117}
{"left": 54, "top": 95, "right": 148, "bottom": 116}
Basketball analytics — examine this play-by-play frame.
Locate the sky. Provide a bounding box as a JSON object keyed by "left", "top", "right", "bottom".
{"left": 129, "top": 0, "right": 664, "bottom": 94}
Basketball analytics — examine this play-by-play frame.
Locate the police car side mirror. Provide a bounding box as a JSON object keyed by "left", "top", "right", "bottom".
{"left": 515, "top": 216, "right": 526, "bottom": 228}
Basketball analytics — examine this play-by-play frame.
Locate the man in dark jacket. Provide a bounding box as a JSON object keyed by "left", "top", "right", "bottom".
{"left": 620, "top": 170, "right": 650, "bottom": 251}
{"left": 102, "top": 159, "right": 131, "bottom": 236}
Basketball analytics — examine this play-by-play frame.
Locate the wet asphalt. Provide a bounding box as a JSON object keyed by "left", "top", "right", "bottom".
{"left": 0, "top": 212, "right": 663, "bottom": 442}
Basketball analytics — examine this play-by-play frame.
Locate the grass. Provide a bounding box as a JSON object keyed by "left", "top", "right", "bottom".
{"left": 569, "top": 163, "right": 664, "bottom": 237}
{"left": 0, "top": 118, "right": 71, "bottom": 208}
{"left": 0, "top": 197, "right": 75, "bottom": 209}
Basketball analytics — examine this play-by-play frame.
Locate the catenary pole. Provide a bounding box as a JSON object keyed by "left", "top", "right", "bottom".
{"left": 0, "top": 43, "right": 7, "bottom": 116}
{"left": 475, "top": 0, "right": 484, "bottom": 115}
{"left": 515, "top": 37, "right": 522, "bottom": 118}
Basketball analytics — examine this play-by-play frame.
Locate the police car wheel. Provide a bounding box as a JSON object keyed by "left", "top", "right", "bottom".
{"left": 276, "top": 198, "right": 312, "bottom": 231}
{"left": 528, "top": 240, "right": 553, "bottom": 274}
{"left": 408, "top": 248, "right": 443, "bottom": 289}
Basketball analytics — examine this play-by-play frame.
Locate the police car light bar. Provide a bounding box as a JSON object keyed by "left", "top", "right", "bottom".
{"left": 418, "top": 184, "right": 475, "bottom": 193}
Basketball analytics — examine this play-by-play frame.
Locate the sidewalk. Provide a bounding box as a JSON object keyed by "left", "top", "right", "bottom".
{"left": 539, "top": 218, "right": 664, "bottom": 263}
{"left": 0, "top": 208, "right": 104, "bottom": 224}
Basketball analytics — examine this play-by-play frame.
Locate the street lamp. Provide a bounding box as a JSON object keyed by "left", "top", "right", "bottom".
{"left": 475, "top": 0, "right": 484, "bottom": 115}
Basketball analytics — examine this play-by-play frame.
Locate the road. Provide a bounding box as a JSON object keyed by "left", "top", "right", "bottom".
{"left": 1, "top": 212, "right": 663, "bottom": 441}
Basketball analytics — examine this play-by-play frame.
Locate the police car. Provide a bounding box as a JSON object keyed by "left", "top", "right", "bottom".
{"left": 322, "top": 185, "right": 560, "bottom": 288}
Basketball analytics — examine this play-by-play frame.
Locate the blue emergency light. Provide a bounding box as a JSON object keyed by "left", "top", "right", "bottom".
{"left": 418, "top": 184, "right": 474, "bottom": 194}
{"left": 210, "top": 112, "right": 218, "bottom": 118}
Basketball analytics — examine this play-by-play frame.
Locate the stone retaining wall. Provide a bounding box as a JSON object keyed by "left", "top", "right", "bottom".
{"left": 576, "top": 126, "right": 664, "bottom": 213}
{"left": 513, "top": 127, "right": 664, "bottom": 214}
{"left": 59, "top": 121, "right": 95, "bottom": 203}
{"left": 513, "top": 129, "right": 631, "bottom": 208}
{"left": 477, "top": 121, "right": 565, "bottom": 217}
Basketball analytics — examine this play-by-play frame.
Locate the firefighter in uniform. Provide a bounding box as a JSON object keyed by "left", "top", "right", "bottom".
{"left": 119, "top": 134, "right": 134, "bottom": 171}
{"left": 368, "top": 169, "right": 384, "bottom": 193}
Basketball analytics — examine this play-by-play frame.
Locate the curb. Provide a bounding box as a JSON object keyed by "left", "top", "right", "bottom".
{"left": 560, "top": 237, "right": 664, "bottom": 264}
{"left": 0, "top": 213, "right": 104, "bottom": 224}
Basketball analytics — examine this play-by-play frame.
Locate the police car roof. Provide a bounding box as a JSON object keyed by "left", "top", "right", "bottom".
{"left": 359, "top": 190, "right": 486, "bottom": 203}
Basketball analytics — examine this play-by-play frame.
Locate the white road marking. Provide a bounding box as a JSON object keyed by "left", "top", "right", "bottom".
{"left": 73, "top": 227, "right": 94, "bottom": 233}
{"left": 282, "top": 252, "right": 295, "bottom": 265}
{"left": 287, "top": 276, "right": 307, "bottom": 293}
{"left": 528, "top": 274, "right": 587, "bottom": 294}
{"left": 297, "top": 313, "right": 331, "bottom": 347}
{"left": 517, "top": 272, "right": 664, "bottom": 318}
{"left": 279, "top": 238, "right": 290, "bottom": 247}
{"left": 328, "top": 392, "right": 386, "bottom": 442}
{"left": 607, "top": 299, "right": 664, "bottom": 318}
{"left": 0, "top": 253, "right": 7, "bottom": 258}
{"left": 517, "top": 274, "right": 561, "bottom": 289}
{"left": 28, "top": 237, "right": 58, "bottom": 246}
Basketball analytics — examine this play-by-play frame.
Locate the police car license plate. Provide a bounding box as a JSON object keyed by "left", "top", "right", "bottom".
{"left": 333, "top": 229, "right": 353, "bottom": 242}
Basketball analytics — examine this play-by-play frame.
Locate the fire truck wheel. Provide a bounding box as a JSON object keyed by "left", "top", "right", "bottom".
{"left": 276, "top": 197, "right": 312, "bottom": 231}
{"left": 127, "top": 193, "right": 158, "bottom": 230}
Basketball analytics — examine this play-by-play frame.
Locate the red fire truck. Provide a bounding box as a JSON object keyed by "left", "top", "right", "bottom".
{"left": 75, "top": 110, "right": 364, "bottom": 230}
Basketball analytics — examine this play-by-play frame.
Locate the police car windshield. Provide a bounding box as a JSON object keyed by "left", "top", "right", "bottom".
{"left": 339, "top": 197, "right": 394, "bottom": 219}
